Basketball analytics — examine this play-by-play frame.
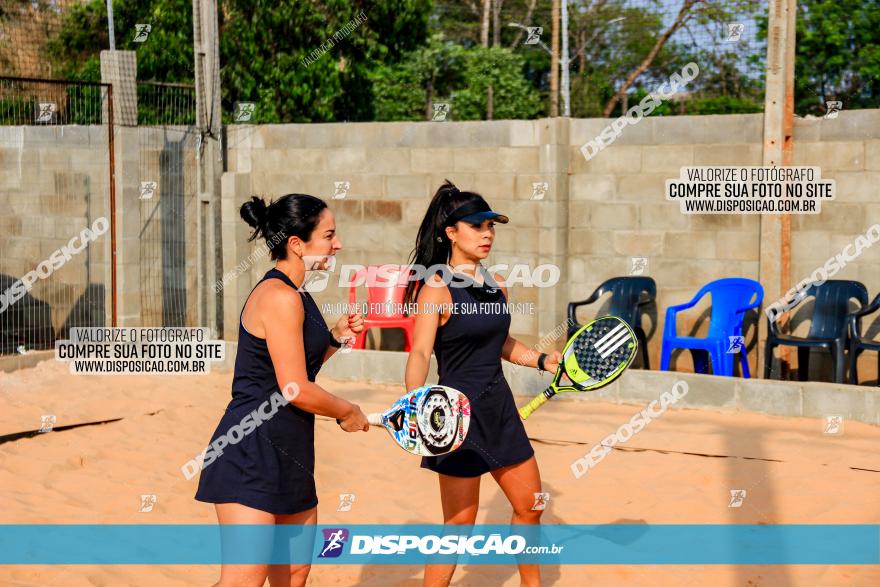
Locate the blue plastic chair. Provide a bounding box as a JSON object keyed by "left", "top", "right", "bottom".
{"left": 660, "top": 278, "right": 764, "bottom": 377}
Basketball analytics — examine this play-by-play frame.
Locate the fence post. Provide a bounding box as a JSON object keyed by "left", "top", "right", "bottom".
{"left": 100, "top": 50, "right": 141, "bottom": 327}
{"left": 193, "top": 0, "right": 224, "bottom": 338}
{"left": 758, "top": 0, "right": 797, "bottom": 378}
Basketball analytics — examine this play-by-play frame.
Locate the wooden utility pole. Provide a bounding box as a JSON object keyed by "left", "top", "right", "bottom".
{"left": 193, "top": 0, "right": 223, "bottom": 334}
{"left": 550, "top": 0, "right": 559, "bottom": 117}
{"left": 481, "top": 0, "right": 490, "bottom": 47}
{"left": 482, "top": 0, "right": 492, "bottom": 120}
{"left": 758, "top": 0, "right": 797, "bottom": 377}
{"left": 561, "top": 0, "right": 570, "bottom": 116}
{"left": 492, "top": 0, "right": 501, "bottom": 47}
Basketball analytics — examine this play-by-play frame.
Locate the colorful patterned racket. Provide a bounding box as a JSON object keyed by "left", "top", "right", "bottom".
{"left": 518, "top": 315, "right": 638, "bottom": 420}
{"left": 367, "top": 385, "right": 471, "bottom": 456}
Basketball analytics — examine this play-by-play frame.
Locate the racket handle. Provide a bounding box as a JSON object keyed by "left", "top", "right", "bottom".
{"left": 518, "top": 392, "right": 550, "bottom": 420}
{"left": 335, "top": 413, "right": 383, "bottom": 426}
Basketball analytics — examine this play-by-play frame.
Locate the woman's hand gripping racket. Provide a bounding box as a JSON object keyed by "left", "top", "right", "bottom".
{"left": 339, "top": 385, "right": 471, "bottom": 456}
{"left": 518, "top": 316, "right": 638, "bottom": 420}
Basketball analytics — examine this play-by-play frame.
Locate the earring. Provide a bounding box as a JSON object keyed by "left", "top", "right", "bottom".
{"left": 436, "top": 236, "right": 442, "bottom": 242}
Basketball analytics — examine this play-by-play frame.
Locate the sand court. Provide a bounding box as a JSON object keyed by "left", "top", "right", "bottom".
{"left": 0, "top": 359, "right": 878, "bottom": 586}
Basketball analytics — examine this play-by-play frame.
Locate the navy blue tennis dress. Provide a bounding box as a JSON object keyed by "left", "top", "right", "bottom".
{"left": 421, "top": 268, "right": 535, "bottom": 477}
{"left": 195, "top": 267, "right": 331, "bottom": 514}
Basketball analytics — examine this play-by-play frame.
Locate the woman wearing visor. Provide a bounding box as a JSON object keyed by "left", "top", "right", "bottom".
{"left": 404, "top": 180, "right": 560, "bottom": 587}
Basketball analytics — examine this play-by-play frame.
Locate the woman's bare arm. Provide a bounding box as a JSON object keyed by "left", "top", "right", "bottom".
{"left": 258, "top": 282, "right": 357, "bottom": 421}
{"left": 493, "top": 272, "right": 557, "bottom": 369}
{"left": 404, "top": 277, "right": 449, "bottom": 391}
{"left": 493, "top": 273, "right": 538, "bottom": 367}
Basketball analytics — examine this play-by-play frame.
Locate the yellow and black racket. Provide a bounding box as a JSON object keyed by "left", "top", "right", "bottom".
{"left": 518, "top": 316, "right": 638, "bottom": 420}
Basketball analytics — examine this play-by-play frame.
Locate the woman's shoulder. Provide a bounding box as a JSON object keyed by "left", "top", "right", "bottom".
{"left": 416, "top": 273, "right": 453, "bottom": 305}
{"left": 252, "top": 278, "right": 304, "bottom": 311}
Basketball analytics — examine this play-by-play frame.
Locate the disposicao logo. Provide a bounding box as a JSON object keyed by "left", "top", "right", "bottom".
{"left": 318, "top": 528, "right": 349, "bottom": 558}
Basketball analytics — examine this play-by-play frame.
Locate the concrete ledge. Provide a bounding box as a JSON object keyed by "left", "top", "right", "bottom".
{"left": 6, "top": 346, "right": 879, "bottom": 426}
{"left": 315, "top": 349, "right": 880, "bottom": 426}
{"left": 0, "top": 350, "right": 54, "bottom": 373}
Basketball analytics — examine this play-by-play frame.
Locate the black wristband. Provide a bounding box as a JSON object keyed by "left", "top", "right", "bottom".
{"left": 328, "top": 332, "right": 343, "bottom": 348}
{"left": 537, "top": 352, "right": 548, "bottom": 372}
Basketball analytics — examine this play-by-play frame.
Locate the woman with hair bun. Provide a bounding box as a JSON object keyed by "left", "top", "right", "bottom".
{"left": 195, "top": 193, "right": 368, "bottom": 587}
{"left": 404, "top": 180, "right": 560, "bottom": 587}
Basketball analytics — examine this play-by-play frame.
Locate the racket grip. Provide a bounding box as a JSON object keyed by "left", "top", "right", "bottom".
{"left": 337, "top": 413, "right": 383, "bottom": 426}
{"left": 518, "top": 392, "right": 550, "bottom": 420}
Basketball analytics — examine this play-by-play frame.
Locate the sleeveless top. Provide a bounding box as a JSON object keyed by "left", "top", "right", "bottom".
{"left": 194, "top": 267, "right": 332, "bottom": 514}
{"left": 420, "top": 266, "right": 534, "bottom": 477}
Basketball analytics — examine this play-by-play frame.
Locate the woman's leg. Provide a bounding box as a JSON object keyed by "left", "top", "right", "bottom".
{"left": 423, "top": 473, "right": 481, "bottom": 587}
{"left": 490, "top": 456, "right": 543, "bottom": 587}
{"left": 213, "top": 502, "right": 275, "bottom": 587}
{"left": 268, "top": 506, "right": 318, "bottom": 587}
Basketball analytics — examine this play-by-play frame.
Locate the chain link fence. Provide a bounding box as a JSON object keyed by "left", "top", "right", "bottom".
{"left": 0, "top": 76, "right": 111, "bottom": 355}
{"left": 0, "top": 81, "right": 201, "bottom": 355}
{"left": 136, "top": 81, "right": 199, "bottom": 328}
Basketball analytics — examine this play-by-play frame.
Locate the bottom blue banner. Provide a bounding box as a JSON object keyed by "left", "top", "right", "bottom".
{"left": 1, "top": 524, "right": 877, "bottom": 565}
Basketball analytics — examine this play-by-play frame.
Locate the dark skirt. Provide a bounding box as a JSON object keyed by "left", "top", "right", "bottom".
{"left": 195, "top": 402, "right": 318, "bottom": 515}
{"left": 421, "top": 376, "right": 534, "bottom": 478}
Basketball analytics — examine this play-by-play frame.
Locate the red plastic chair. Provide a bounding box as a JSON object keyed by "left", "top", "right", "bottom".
{"left": 348, "top": 264, "right": 415, "bottom": 352}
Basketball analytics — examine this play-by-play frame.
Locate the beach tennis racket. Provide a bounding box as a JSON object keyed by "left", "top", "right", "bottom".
{"left": 339, "top": 385, "right": 471, "bottom": 456}
{"left": 518, "top": 315, "right": 638, "bottom": 420}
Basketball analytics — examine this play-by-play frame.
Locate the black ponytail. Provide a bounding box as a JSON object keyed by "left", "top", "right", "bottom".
{"left": 404, "top": 180, "right": 487, "bottom": 305}
{"left": 239, "top": 193, "right": 327, "bottom": 261}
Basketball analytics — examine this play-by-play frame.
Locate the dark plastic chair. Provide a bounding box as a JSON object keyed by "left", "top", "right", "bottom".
{"left": 660, "top": 278, "right": 763, "bottom": 377}
{"left": 764, "top": 280, "right": 868, "bottom": 383}
{"left": 847, "top": 293, "right": 880, "bottom": 385}
{"left": 567, "top": 276, "right": 656, "bottom": 369}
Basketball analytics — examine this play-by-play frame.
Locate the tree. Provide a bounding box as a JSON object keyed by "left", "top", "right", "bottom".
{"left": 756, "top": 0, "right": 880, "bottom": 115}
{"left": 454, "top": 45, "right": 543, "bottom": 119}
{"left": 569, "top": 4, "right": 694, "bottom": 118}
{"left": 370, "top": 36, "right": 467, "bottom": 120}
{"left": 371, "top": 37, "right": 540, "bottom": 121}
{"left": 46, "top": 0, "right": 195, "bottom": 83}
{"left": 43, "top": 0, "right": 433, "bottom": 123}
{"left": 219, "top": 0, "right": 432, "bottom": 123}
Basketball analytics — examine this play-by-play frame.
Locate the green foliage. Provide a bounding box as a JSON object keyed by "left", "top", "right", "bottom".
{"left": 371, "top": 39, "right": 540, "bottom": 121}
{"left": 568, "top": 6, "right": 700, "bottom": 118}
{"left": 24, "top": 0, "right": 879, "bottom": 122}
{"left": 370, "top": 37, "right": 467, "bottom": 120}
{"left": 794, "top": 0, "right": 880, "bottom": 114}
{"left": 756, "top": 0, "right": 880, "bottom": 115}
{"left": 219, "top": 0, "right": 431, "bottom": 123}
{"left": 453, "top": 46, "right": 543, "bottom": 120}
{"left": 46, "top": 0, "right": 195, "bottom": 83}
{"left": 684, "top": 95, "right": 763, "bottom": 115}
{"left": 41, "top": 0, "right": 432, "bottom": 123}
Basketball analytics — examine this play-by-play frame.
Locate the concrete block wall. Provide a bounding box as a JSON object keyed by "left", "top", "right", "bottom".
{"left": 135, "top": 126, "right": 200, "bottom": 327}
{"left": 566, "top": 111, "right": 880, "bottom": 380}
{"left": 0, "top": 124, "right": 201, "bottom": 346}
{"left": 223, "top": 121, "right": 568, "bottom": 348}
{"left": 568, "top": 114, "right": 765, "bottom": 373}
{"left": 218, "top": 111, "right": 880, "bottom": 383}
{"left": 785, "top": 112, "right": 880, "bottom": 381}
{"left": 0, "top": 126, "right": 111, "bottom": 344}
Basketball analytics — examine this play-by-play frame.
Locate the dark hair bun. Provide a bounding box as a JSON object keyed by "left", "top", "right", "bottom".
{"left": 240, "top": 196, "right": 269, "bottom": 232}
{"left": 239, "top": 193, "right": 328, "bottom": 262}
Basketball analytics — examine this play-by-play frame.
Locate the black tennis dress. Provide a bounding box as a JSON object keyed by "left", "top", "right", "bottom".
{"left": 421, "top": 268, "right": 535, "bottom": 477}
{"left": 195, "top": 268, "right": 331, "bottom": 514}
